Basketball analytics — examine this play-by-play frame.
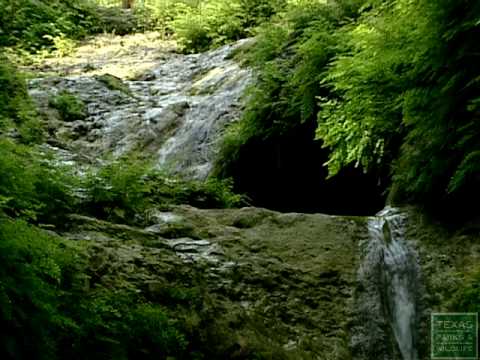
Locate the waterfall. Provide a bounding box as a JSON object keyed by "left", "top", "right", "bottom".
{"left": 28, "top": 39, "right": 252, "bottom": 179}
{"left": 351, "top": 207, "right": 420, "bottom": 360}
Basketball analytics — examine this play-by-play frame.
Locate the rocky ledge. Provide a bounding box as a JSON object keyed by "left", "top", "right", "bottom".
{"left": 61, "top": 205, "right": 368, "bottom": 359}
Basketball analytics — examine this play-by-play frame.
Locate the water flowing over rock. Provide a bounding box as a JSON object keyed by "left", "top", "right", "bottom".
{"left": 19, "top": 33, "right": 480, "bottom": 360}
{"left": 351, "top": 207, "right": 421, "bottom": 360}
{"left": 29, "top": 39, "right": 252, "bottom": 179}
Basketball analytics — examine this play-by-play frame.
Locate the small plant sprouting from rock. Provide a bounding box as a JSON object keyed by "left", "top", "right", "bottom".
{"left": 96, "top": 73, "right": 133, "bottom": 96}
{"left": 49, "top": 90, "right": 86, "bottom": 122}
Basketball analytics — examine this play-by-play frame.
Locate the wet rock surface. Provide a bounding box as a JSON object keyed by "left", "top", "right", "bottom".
{"left": 61, "top": 206, "right": 367, "bottom": 359}
{"left": 59, "top": 204, "right": 480, "bottom": 359}
{"left": 28, "top": 39, "right": 252, "bottom": 179}
{"left": 351, "top": 208, "right": 423, "bottom": 360}
{"left": 401, "top": 210, "right": 480, "bottom": 360}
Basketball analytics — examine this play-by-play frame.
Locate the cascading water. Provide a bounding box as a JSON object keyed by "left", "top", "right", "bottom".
{"left": 28, "top": 39, "right": 252, "bottom": 179}
{"left": 351, "top": 207, "right": 420, "bottom": 360}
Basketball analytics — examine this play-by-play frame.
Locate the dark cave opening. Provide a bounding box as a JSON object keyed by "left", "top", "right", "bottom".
{"left": 222, "top": 121, "right": 388, "bottom": 216}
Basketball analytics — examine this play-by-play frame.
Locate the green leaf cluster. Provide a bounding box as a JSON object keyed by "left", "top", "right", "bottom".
{"left": 0, "top": 218, "right": 76, "bottom": 360}
{"left": 317, "top": 0, "right": 480, "bottom": 209}
{"left": 170, "top": 0, "right": 286, "bottom": 52}
{"left": 0, "top": 55, "right": 41, "bottom": 141}
{"left": 83, "top": 157, "right": 247, "bottom": 224}
{"left": 0, "top": 0, "right": 103, "bottom": 51}
{"left": 0, "top": 57, "right": 74, "bottom": 223}
{"left": 0, "top": 218, "right": 195, "bottom": 359}
{"left": 49, "top": 91, "right": 87, "bottom": 122}
{"left": 221, "top": 0, "right": 480, "bottom": 213}
{"left": 216, "top": 0, "right": 362, "bottom": 176}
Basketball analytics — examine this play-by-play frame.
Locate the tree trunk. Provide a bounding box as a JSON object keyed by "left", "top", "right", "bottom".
{"left": 122, "top": 0, "right": 135, "bottom": 9}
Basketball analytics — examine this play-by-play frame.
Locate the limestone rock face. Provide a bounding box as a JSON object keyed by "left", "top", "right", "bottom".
{"left": 58, "top": 205, "right": 480, "bottom": 359}
{"left": 401, "top": 209, "right": 480, "bottom": 360}
{"left": 28, "top": 39, "right": 252, "bottom": 180}
{"left": 62, "top": 206, "right": 368, "bottom": 359}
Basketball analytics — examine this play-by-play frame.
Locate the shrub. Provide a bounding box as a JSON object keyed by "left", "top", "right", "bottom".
{"left": 49, "top": 91, "right": 87, "bottom": 122}
{"left": 44, "top": 33, "right": 77, "bottom": 57}
{"left": 215, "top": 0, "right": 359, "bottom": 186}
{"left": 83, "top": 159, "right": 152, "bottom": 222}
{"left": 0, "top": 58, "right": 74, "bottom": 223}
{"left": 0, "top": 217, "right": 77, "bottom": 360}
{"left": 82, "top": 157, "right": 246, "bottom": 223}
{"left": 316, "top": 0, "right": 480, "bottom": 213}
{"left": 153, "top": 176, "right": 247, "bottom": 209}
{"left": 0, "top": 55, "right": 38, "bottom": 134}
{"left": 96, "top": 73, "right": 132, "bottom": 96}
{"left": 59, "top": 288, "right": 191, "bottom": 360}
{"left": 0, "top": 0, "right": 102, "bottom": 51}
{"left": 0, "top": 218, "right": 191, "bottom": 360}
{"left": 132, "top": 0, "right": 190, "bottom": 36}
{"left": 128, "top": 304, "right": 188, "bottom": 357}
{"left": 171, "top": 0, "right": 286, "bottom": 53}
{"left": 0, "top": 138, "right": 77, "bottom": 223}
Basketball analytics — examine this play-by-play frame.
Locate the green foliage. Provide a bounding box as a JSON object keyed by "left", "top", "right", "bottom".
{"left": 83, "top": 159, "right": 152, "bottom": 222}
{"left": 221, "top": 0, "right": 480, "bottom": 213}
{"left": 63, "top": 290, "right": 189, "bottom": 360}
{"left": 155, "top": 176, "right": 247, "bottom": 208}
{"left": 0, "top": 58, "right": 74, "bottom": 223}
{"left": 316, "top": 0, "right": 480, "bottom": 209}
{"left": 83, "top": 158, "right": 246, "bottom": 223}
{"left": 0, "top": 139, "right": 77, "bottom": 223}
{"left": 171, "top": 0, "right": 286, "bottom": 52}
{"left": 0, "top": 217, "right": 76, "bottom": 360}
{"left": 0, "top": 0, "right": 103, "bottom": 51}
{"left": 49, "top": 91, "right": 87, "bottom": 122}
{"left": 317, "top": 0, "right": 436, "bottom": 175}
{"left": 90, "top": 0, "right": 285, "bottom": 50}
{"left": 172, "top": 0, "right": 244, "bottom": 52}
{"left": 450, "top": 268, "right": 480, "bottom": 313}
{"left": 128, "top": 304, "right": 188, "bottom": 356}
{"left": 0, "top": 218, "right": 192, "bottom": 359}
{"left": 96, "top": 73, "right": 133, "bottom": 96}
{"left": 0, "top": 55, "right": 41, "bottom": 142}
{"left": 132, "top": 0, "right": 200, "bottom": 36}
{"left": 44, "top": 33, "right": 78, "bottom": 57}
{"left": 216, "top": 0, "right": 359, "bottom": 175}
{"left": 0, "top": 57, "right": 30, "bottom": 127}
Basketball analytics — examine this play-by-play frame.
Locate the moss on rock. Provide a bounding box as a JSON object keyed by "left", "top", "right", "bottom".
{"left": 61, "top": 205, "right": 367, "bottom": 359}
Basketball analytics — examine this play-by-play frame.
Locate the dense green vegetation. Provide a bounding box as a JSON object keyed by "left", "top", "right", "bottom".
{"left": 317, "top": 0, "right": 480, "bottom": 214}
{"left": 49, "top": 91, "right": 87, "bottom": 122}
{"left": 83, "top": 158, "right": 245, "bottom": 224}
{"left": 0, "top": 0, "right": 103, "bottom": 50}
{"left": 2, "top": 0, "right": 480, "bottom": 358}
{"left": 91, "top": 0, "right": 286, "bottom": 51}
{"left": 215, "top": 0, "right": 388, "bottom": 214}
{"left": 169, "top": 0, "right": 286, "bottom": 52}
{"left": 1, "top": 0, "right": 285, "bottom": 54}
{"left": 216, "top": 0, "right": 480, "bottom": 217}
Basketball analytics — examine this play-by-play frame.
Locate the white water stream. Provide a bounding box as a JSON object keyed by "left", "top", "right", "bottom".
{"left": 353, "top": 207, "right": 420, "bottom": 360}
{"left": 368, "top": 208, "right": 418, "bottom": 360}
